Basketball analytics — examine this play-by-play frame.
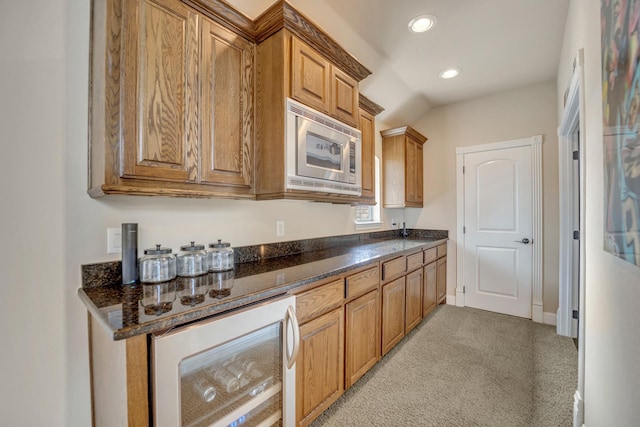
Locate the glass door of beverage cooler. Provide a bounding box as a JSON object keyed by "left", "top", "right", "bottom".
{"left": 152, "top": 295, "right": 299, "bottom": 427}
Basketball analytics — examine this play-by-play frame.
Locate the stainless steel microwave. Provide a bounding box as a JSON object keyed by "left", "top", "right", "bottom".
{"left": 285, "top": 98, "right": 362, "bottom": 196}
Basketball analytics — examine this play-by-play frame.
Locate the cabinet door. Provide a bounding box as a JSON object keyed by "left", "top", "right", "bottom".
{"left": 437, "top": 256, "right": 447, "bottom": 304}
{"left": 330, "top": 66, "right": 359, "bottom": 127}
{"left": 423, "top": 261, "right": 437, "bottom": 317}
{"left": 381, "top": 277, "right": 405, "bottom": 356}
{"left": 405, "top": 268, "right": 423, "bottom": 334}
{"left": 200, "top": 17, "right": 253, "bottom": 188}
{"left": 359, "top": 108, "right": 376, "bottom": 202}
{"left": 345, "top": 289, "right": 380, "bottom": 389}
{"left": 122, "top": 0, "right": 199, "bottom": 182}
{"left": 291, "top": 37, "right": 331, "bottom": 114}
{"left": 405, "top": 137, "right": 423, "bottom": 206}
{"left": 297, "top": 307, "right": 344, "bottom": 427}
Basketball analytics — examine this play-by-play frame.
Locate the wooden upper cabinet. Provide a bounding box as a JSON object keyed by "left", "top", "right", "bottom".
{"left": 358, "top": 108, "right": 375, "bottom": 203}
{"left": 291, "top": 37, "right": 331, "bottom": 114}
{"left": 357, "top": 95, "right": 384, "bottom": 205}
{"left": 200, "top": 17, "right": 254, "bottom": 188}
{"left": 330, "top": 66, "right": 359, "bottom": 126}
{"left": 122, "top": 0, "right": 199, "bottom": 183}
{"left": 381, "top": 126, "right": 428, "bottom": 208}
{"left": 89, "top": 0, "right": 254, "bottom": 198}
{"left": 290, "top": 36, "right": 358, "bottom": 127}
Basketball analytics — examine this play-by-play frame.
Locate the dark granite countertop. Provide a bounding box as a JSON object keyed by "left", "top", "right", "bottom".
{"left": 79, "top": 236, "right": 447, "bottom": 340}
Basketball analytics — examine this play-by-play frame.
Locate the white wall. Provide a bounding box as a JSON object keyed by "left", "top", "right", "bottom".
{"left": 0, "top": 1, "right": 403, "bottom": 425}
{"left": 0, "top": 1, "right": 67, "bottom": 425}
{"left": 559, "top": 1, "right": 640, "bottom": 425}
{"left": 408, "top": 81, "right": 560, "bottom": 313}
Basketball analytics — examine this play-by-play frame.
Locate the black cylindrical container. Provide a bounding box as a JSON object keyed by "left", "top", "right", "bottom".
{"left": 122, "top": 223, "right": 138, "bottom": 285}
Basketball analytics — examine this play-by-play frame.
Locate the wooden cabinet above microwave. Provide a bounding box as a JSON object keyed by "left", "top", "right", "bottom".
{"left": 254, "top": 2, "right": 371, "bottom": 203}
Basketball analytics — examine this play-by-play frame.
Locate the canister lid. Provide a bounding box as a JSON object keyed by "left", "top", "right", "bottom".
{"left": 180, "top": 241, "right": 205, "bottom": 251}
{"left": 144, "top": 244, "right": 172, "bottom": 255}
{"left": 209, "top": 239, "right": 231, "bottom": 248}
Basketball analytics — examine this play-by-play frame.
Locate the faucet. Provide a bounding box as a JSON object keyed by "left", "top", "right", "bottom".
{"left": 401, "top": 222, "right": 409, "bottom": 238}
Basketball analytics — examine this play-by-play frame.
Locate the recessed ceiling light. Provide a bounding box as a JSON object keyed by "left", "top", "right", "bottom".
{"left": 408, "top": 14, "right": 437, "bottom": 33}
{"left": 439, "top": 68, "right": 460, "bottom": 79}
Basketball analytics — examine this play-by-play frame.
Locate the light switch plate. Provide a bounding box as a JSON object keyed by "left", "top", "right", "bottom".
{"left": 276, "top": 220, "right": 285, "bottom": 237}
{"left": 107, "top": 227, "right": 122, "bottom": 254}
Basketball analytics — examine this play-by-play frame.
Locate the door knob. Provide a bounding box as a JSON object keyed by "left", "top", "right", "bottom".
{"left": 513, "top": 238, "right": 531, "bottom": 244}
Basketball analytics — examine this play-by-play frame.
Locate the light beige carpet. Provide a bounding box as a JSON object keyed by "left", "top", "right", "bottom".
{"left": 311, "top": 305, "right": 577, "bottom": 427}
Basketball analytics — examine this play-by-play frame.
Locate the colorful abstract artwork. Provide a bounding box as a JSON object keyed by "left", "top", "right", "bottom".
{"left": 602, "top": 0, "right": 640, "bottom": 266}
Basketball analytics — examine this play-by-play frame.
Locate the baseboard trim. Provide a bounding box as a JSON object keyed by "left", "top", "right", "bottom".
{"left": 573, "top": 389, "right": 584, "bottom": 427}
{"left": 446, "top": 294, "right": 456, "bottom": 305}
{"left": 532, "top": 303, "right": 543, "bottom": 323}
{"left": 543, "top": 312, "right": 557, "bottom": 326}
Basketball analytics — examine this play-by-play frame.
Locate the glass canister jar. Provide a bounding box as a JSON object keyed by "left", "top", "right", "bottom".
{"left": 177, "top": 242, "right": 209, "bottom": 277}
{"left": 207, "top": 240, "right": 234, "bottom": 272}
{"left": 139, "top": 244, "right": 176, "bottom": 283}
{"left": 209, "top": 270, "right": 234, "bottom": 299}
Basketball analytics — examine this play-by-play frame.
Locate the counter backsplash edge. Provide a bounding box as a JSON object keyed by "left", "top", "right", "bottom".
{"left": 81, "top": 228, "right": 448, "bottom": 289}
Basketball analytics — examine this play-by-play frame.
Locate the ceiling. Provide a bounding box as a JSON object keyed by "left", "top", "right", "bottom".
{"left": 226, "top": 0, "right": 571, "bottom": 124}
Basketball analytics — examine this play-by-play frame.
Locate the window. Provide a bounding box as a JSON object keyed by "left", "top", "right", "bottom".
{"left": 355, "top": 156, "right": 382, "bottom": 229}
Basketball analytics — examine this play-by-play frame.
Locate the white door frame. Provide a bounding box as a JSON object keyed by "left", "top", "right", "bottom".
{"left": 557, "top": 49, "right": 586, "bottom": 427}
{"left": 455, "top": 135, "right": 544, "bottom": 322}
{"left": 558, "top": 52, "right": 584, "bottom": 338}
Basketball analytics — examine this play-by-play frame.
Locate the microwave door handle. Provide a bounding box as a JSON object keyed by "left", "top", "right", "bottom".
{"left": 284, "top": 305, "right": 300, "bottom": 369}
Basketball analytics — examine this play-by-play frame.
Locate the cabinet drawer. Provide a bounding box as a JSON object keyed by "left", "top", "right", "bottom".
{"left": 423, "top": 247, "right": 437, "bottom": 264}
{"left": 437, "top": 243, "right": 447, "bottom": 258}
{"left": 381, "top": 256, "right": 406, "bottom": 282}
{"left": 406, "top": 252, "right": 423, "bottom": 272}
{"left": 296, "top": 279, "right": 344, "bottom": 324}
{"left": 345, "top": 266, "right": 379, "bottom": 299}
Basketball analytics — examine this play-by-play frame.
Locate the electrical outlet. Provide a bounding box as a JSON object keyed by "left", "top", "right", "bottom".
{"left": 391, "top": 219, "right": 398, "bottom": 229}
{"left": 276, "top": 220, "right": 285, "bottom": 237}
{"left": 107, "top": 227, "right": 122, "bottom": 254}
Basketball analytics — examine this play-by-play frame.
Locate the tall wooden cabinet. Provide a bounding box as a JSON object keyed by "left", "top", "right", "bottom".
{"left": 358, "top": 95, "right": 385, "bottom": 204}
{"left": 89, "top": 0, "right": 254, "bottom": 198}
{"left": 254, "top": 1, "right": 371, "bottom": 203}
{"left": 380, "top": 126, "right": 428, "bottom": 208}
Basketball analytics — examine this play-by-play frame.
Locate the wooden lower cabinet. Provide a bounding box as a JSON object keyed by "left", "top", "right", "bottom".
{"left": 381, "top": 277, "right": 406, "bottom": 356}
{"left": 345, "top": 289, "right": 380, "bottom": 389}
{"left": 405, "top": 268, "right": 423, "bottom": 334}
{"left": 423, "top": 261, "right": 437, "bottom": 317}
{"left": 297, "top": 307, "right": 344, "bottom": 427}
{"left": 437, "top": 256, "right": 447, "bottom": 304}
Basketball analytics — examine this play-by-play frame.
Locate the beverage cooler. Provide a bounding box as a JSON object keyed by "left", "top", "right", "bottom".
{"left": 152, "top": 295, "right": 299, "bottom": 427}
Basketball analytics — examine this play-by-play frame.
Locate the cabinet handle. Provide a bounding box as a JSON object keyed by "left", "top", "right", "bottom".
{"left": 284, "top": 305, "right": 300, "bottom": 370}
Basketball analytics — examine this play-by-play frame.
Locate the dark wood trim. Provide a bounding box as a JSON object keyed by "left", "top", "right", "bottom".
{"left": 255, "top": 0, "right": 371, "bottom": 82}
{"left": 359, "top": 94, "right": 384, "bottom": 116}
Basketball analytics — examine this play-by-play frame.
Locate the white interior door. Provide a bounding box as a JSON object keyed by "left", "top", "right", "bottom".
{"left": 463, "top": 145, "right": 533, "bottom": 318}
